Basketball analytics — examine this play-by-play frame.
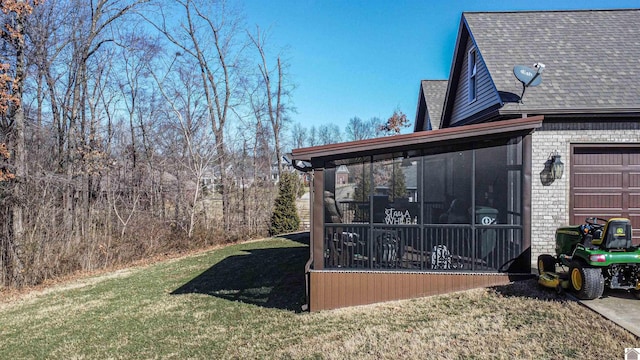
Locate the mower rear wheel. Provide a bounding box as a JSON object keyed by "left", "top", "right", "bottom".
{"left": 537, "top": 254, "right": 556, "bottom": 275}
{"left": 569, "top": 261, "right": 604, "bottom": 300}
{"left": 632, "top": 290, "right": 640, "bottom": 300}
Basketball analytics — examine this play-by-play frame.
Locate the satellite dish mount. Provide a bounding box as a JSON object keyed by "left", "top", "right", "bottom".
{"left": 513, "top": 63, "right": 545, "bottom": 102}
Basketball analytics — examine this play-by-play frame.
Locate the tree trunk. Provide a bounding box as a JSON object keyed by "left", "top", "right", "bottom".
{"left": 9, "top": 10, "right": 28, "bottom": 285}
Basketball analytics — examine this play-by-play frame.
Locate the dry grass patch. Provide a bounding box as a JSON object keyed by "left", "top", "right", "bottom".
{"left": 272, "top": 281, "right": 635, "bottom": 359}
{"left": 0, "top": 236, "right": 636, "bottom": 359}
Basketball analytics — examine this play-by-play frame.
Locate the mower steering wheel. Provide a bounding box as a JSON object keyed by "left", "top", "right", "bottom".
{"left": 585, "top": 217, "right": 607, "bottom": 227}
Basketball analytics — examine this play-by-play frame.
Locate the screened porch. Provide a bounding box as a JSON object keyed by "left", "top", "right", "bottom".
{"left": 322, "top": 137, "right": 526, "bottom": 273}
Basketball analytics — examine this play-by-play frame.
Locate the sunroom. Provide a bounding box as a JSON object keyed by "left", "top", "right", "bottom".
{"left": 292, "top": 116, "right": 543, "bottom": 311}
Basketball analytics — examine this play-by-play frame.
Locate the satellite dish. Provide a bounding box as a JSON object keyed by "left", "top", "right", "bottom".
{"left": 514, "top": 65, "right": 542, "bottom": 86}
{"left": 513, "top": 63, "right": 545, "bottom": 102}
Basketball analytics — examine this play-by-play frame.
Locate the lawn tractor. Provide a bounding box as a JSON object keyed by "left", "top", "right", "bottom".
{"left": 537, "top": 217, "right": 640, "bottom": 300}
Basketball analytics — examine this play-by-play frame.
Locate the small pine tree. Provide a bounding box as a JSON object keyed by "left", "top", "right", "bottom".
{"left": 353, "top": 164, "right": 372, "bottom": 221}
{"left": 269, "top": 172, "right": 301, "bottom": 235}
{"left": 391, "top": 161, "right": 406, "bottom": 199}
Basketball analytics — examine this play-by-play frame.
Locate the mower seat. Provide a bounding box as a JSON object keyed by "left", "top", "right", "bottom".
{"left": 603, "top": 220, "right": 633, "bottom": 249}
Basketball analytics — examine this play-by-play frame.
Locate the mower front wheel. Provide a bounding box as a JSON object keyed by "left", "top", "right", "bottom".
{"left": 569, "top": 261, "right": 604, "bottom": 300}
{"left": 537, "top": 254, "right": 556, "bottom": 275}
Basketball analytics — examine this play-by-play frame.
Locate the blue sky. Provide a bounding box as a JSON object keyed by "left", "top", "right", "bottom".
{"left": 243, "top": 0, "right": 639, "bottom": 130}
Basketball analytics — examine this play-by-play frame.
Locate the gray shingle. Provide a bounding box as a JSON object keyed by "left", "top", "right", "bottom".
{"left": 464, "top": 9, "right": 640, "bottom": 114}
{"left": 422, "top": 80, "right": 448, "bottom": 129}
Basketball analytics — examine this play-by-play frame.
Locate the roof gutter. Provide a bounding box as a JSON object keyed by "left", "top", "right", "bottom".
{"left": 499, "top": 108, "right": 640, "bottom": 116}
{"left": 291, "top": 115, "right": 544, "bottom": 162}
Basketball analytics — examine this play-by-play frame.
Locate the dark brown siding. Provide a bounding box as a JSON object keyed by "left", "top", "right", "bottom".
{"left": 312, "top": 169, "right": 325, "bottom": 269}
{"left": 571, "top": 145, "right": 640, "bottom": 243}
{"left": 309, "top": 270, "right": 515, "bottom": 311}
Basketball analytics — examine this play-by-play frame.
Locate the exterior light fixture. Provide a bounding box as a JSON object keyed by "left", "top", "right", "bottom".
{"left": 551, "top": 152, "right": 564, "bottom": 180}
{"left": 539, "top": 151, "right": 564, "bottom": 186}
{"left": 540, "top": 158, "right": 555, "bottom": 186}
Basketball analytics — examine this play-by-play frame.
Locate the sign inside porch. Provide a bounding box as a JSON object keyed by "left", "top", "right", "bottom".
{"left": 384, "top": 207, "right": 417, "bottom": 225}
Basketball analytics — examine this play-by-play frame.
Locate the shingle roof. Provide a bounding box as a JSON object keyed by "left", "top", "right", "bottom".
{"left": 421, "top": 80, "right": 448, "bottom": 129}
{"left": 464, "top": 9, "right": 640, "bottom": 115}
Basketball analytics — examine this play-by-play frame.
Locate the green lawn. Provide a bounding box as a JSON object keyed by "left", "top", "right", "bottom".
{"left": 0, "top": 234, "right": 636, "bottom": 359}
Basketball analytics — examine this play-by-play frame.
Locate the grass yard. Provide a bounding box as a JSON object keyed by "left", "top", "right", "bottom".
{"left": 0, "top": 233, "right": 636, "bottom": 359}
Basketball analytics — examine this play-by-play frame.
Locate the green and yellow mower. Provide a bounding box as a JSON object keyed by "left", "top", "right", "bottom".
{"left": 538, "top": 217, "right": 640, "bottom": 300}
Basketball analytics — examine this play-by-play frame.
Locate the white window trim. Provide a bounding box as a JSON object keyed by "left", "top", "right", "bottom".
{"left": 468, "top": 48, "right": 477, "bottom": 103}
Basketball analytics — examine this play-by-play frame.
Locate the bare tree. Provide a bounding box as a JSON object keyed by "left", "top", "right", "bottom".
{"left": 248, "top": 27, "right": 292, "bottom": 178}
{"left": 290, "top": 122, "right": 307, "bottom": 149}
{"left": 345, "top": 116, "right": 365, "bottom": 141}
{"left": 0, "top": 0, "right": 40, "bottom": 285}
{"left": 7, "top": 0, "right": 150, "bottom": 284}
{"left": 345, "top": 116, "right": 382, "bottom": 141}
{"left": 367, "top": 117, "right": 384, "bottom": 136}
{"left": 24, "top": 0, "right": 147, "bottom": 235}
{"left": 246, "top": 80, "right": 273, "bottom": 185}
{"left": 143, "top": 0, "right": 246, "bottom": 231}
{"left": 149, "top": 54, "right": 216, "bottom": 238}
{"left": 307, "top": 125, "right": 318, "bottom": 147}
{"left": 318, "top": 123, "right": 342, "bottom": 145}
{"left": 117, "top": 30, "right": 158, "bottom": 173}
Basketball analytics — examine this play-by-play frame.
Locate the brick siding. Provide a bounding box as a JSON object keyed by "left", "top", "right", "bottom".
{"left": 530, "top": 129, "right": 640, "bottom": 269}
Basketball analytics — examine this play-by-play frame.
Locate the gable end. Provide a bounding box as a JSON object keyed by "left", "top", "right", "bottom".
{"left": 442, "top": 16, "right": 502, "bottom": 127}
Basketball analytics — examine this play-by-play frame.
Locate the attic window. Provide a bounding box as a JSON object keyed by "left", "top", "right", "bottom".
{"left": 468, "top": 48, "right": 477, "bottom": 103}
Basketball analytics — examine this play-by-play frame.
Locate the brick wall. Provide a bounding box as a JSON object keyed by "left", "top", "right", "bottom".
{"left": 530, "top": 129, "right": 640, "bottom": 269}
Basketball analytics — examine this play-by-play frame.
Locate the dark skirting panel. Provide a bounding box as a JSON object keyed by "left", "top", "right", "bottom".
{"left": 309, "top": 270, "right": 528, "bottom": 311}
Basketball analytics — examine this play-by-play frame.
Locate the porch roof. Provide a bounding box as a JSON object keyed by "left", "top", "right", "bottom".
{"left": 292, "top": 116, "right": 543, "bottom": 165}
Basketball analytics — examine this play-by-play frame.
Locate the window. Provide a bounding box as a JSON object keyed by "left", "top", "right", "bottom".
{"left": 468, "top": 48, "right": 477, "bottom": 102}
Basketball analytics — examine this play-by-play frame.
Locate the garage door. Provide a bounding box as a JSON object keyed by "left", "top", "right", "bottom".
{"left": 571, "top": 146, "right": 640, "bottom": 244}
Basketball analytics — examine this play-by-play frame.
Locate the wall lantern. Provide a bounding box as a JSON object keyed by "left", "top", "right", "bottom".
{"left": 539, "top": 151, "right": 564, "bottom": 186}
{"left": 551, "top": 153, "right": 564, "bottom": 180}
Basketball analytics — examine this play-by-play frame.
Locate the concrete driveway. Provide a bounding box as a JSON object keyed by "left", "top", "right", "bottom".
{"left": 579, "top": 290, "right": 640, "bottom": 338}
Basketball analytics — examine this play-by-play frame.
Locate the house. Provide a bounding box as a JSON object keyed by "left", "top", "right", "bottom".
{"left": 271, "top": 154, "right": 298, "bottom": 182}
{"left": 627, "top": 348, "right": 640, "bottom": 360}
{"left": 292, "top": 9, "right": 640, "bottom": 311}
{"left": 335, "top": 165, "right": 349, "bottom": 185}
{"left": 415, "top": 80, "right": 448, "bottom": 130}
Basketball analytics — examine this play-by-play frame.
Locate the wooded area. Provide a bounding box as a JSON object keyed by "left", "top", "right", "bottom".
{"left": 0, "top": 0, "right": 408, "bottom": 288}
{"left": 0, "top": 0, "right": 300, "bottom": 287}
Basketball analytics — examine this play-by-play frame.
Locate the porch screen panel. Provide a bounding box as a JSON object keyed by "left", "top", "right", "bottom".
{"left": 421, "top": 150, "right": 474, "bottom": 270}
{"left": 323, "top": 158, "right": 373, "bottom": 269}
{"left": 473, "top": 139, "right": 523, "bottom": 271}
